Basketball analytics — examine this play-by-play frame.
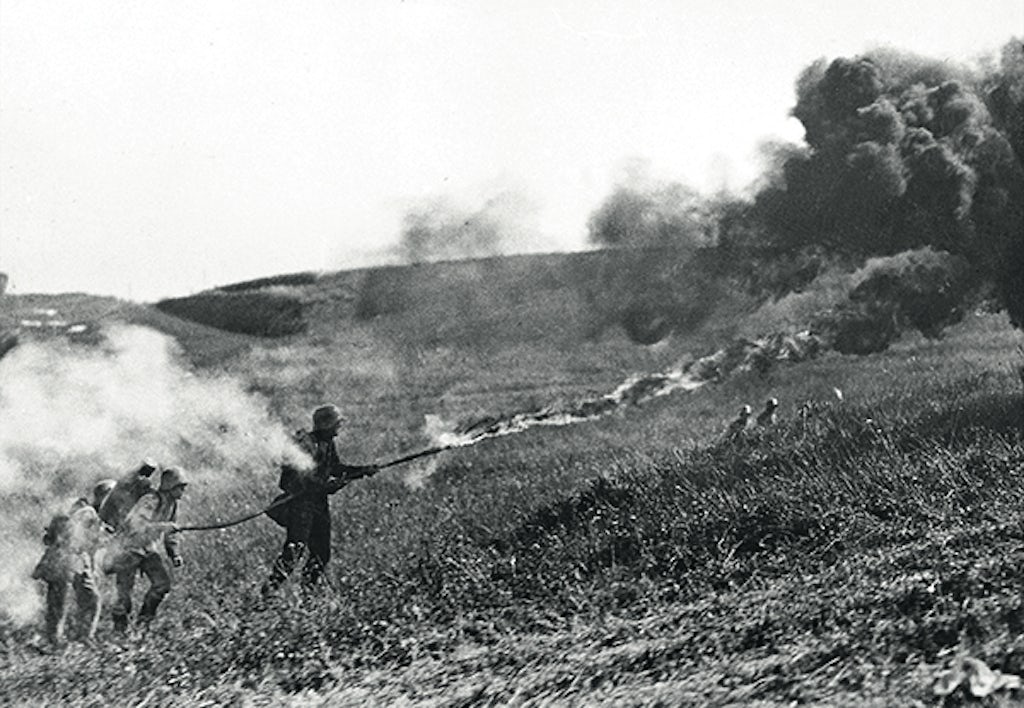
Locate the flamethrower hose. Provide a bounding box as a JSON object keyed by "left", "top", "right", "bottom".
{"left": 174, "top": 444, "right": 455, "bottom": 533}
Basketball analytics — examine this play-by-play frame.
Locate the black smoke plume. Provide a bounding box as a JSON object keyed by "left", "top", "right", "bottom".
{"left": 816, "top": 249, "right": 973, "bottom": 354}
{"left": 751, "top": 39, "right": 1023, "bottom": 326}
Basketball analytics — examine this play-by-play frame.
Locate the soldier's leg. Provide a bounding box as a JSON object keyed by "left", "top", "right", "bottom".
{"left": 43, "top": 579, "right": 70, "bottom": 646}
{"left": 301, "top": 507, "right": 331, "bottom": 588}
{"left": 137, "top": 553, "right": 171, "bottom": 625}
{"left": 72, "top": 568, "right": 101, "bottom": 641}
{"left": 111, "top": 561, "right": 138, "bottom": 632}
{"left": 262, "top": 500, "right": 314, "bottom": 595}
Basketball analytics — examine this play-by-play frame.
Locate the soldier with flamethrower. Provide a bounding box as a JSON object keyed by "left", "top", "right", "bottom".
{"left": 260, "top": 404, "right": 379, "bottom": 598}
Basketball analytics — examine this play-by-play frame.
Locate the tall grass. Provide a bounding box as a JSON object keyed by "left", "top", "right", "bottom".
{"left": 2, "top": 311, "right": 1021, "bottom": 704}
{"left": 2, "top": 276, "right": 1022, "bottom": 705}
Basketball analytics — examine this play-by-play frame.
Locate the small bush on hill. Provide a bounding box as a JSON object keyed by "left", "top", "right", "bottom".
{"left": 216, "top": 272, "right": 320, "bottom": 293}
{"left": 155, "top": 291, "right": 306, "bottom": 337}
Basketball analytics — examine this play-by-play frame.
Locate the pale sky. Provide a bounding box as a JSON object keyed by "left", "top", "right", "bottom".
{"left": 1, "top": 1, "right": 1021, "bottom": 301}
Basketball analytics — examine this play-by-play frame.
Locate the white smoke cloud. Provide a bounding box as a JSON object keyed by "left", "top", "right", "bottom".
{"left": 0, "top": 538, "right": 43, "bottom": 625}
{"left": 0, "top": 324, "right": 310, "bottom": 626}
{"left": 403, "top": 458, "right": 440, "bottom": 491}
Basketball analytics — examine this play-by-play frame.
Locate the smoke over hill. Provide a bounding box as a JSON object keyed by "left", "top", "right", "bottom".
{"left": 581, "top": 40, "right": 1022, "bottom": 343}
{"left": 587, "top": 161, "right": 713, "bottom": 250}
{"left": 398, "top": 187, "right": 541, "bottom": 264}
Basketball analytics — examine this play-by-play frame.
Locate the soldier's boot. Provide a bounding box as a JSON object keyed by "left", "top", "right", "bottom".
{"left": 112, "top": 613, "right": 129, "bottom": 633}
{"left": 137, "top": 596, "right": 162, "bottom": 626}
{"left": 261, "top": 541, "right": 306, "bottom": 600}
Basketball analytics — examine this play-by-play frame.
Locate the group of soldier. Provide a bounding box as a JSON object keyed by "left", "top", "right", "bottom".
{"left": 725, "top": 396, "right": 780, "bottom": 440}
{"left": 33, "top": 395, "right": 779, "bottom": 648}
{"left": 31, "top": 461, "right": 187, "bottom": 646}
{"left": 30, "top": 402, "right": 378, "bottom": 649}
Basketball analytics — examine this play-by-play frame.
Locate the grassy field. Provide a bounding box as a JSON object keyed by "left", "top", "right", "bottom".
{"left": 0, "top": 253, "right": 1022, "bottom": 706}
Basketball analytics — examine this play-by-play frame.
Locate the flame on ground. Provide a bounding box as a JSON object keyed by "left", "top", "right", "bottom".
{"left": 416, "top": 331, "right": 823, "bottom": 477}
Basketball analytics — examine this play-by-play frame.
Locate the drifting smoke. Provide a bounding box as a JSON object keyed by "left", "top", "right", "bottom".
{"left": 586, "top": 182, "right": 704, "bottom": 247}
{"left": 0, "top": 325, "right": 310, "bottom": 625}
{"left": 399, "top": 187, "right": 541, "bottom": 265}
{"left": 573, "top": 245, "right": 724, "bottom": 345}
{"left": 581, "top": 163, "right": 725, "bottom": 344}
{"left": 587, "top": 160, "right": 711, "bottom": 249}
{"left": 752, "top": 40, "right": 1023, "bottom": 324}
{"left": 401, "top": 414, "right": 453, "bottom": 490}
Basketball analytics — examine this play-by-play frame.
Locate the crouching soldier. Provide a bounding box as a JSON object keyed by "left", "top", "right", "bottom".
{"left": 261, "top": 404, "right": 378, "bottom": 597}
{"left": 106, "top": 467, "right": 187, "bottom": 632}
{"left": 32, "top": 479, "right": 116, "bottom": 647}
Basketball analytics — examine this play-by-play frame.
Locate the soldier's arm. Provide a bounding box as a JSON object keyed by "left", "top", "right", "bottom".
{"left": 339, "top": 462, "right": 379, "bottom": 481}
{"left": 164, "top": 526, "right": 181, "bottom": 562}
{"left": 325, "top": 463, "right": 379, "bottom": 493}
{"left": 123, "top": 495, "right": 175, "bottom": 544}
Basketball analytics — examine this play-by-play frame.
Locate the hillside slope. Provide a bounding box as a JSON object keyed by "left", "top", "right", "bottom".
{"left": 0, "top": 254, "right": 1022, "bottom": 705}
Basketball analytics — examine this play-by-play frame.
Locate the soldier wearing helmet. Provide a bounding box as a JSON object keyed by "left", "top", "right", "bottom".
{"left": 261, "top": 404, "right": 379, "bottom": 597}
{"left": 32, "top": 477, "right": 116, "bottom": 647}
{"left": 106, "top": 467, "right": 188, "bottom": 632}
{"left": 756, "top": 397, "right": 780, "bottom": 427}
{"left": 725, "top": 404, "right": 752, "bottom": 441}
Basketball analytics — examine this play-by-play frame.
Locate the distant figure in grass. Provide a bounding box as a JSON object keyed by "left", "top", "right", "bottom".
{"left": 32, "top": 478, "right": 116, "bottom": 647}
{"left": 105, "top": 467, "right": 188, "bottom": 632}
{"left": 261, "top": 404, "right": 379, "bottom": 598}
{"left": 756, "top": 397, "right": 779, "bottom": 427}
{"left": 725, "top": 404, "right": 752, "bottom": 441}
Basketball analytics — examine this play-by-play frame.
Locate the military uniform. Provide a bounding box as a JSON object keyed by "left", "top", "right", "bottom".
{"left": 263, "top": 410, "right": 376, "bottom": 595}
{"left": 32, "top": 496, "right": 109, "bottom": 645}
{"left": 756, "top": 398, "right": 779, "bottom": 427}
{"left": 106, "top": 469, "right": 185, "bottom": 631}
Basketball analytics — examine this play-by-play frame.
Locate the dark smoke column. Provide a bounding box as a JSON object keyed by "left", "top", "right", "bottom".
{"left": 752, "top": 43, "right": 1024, "bottom": 328}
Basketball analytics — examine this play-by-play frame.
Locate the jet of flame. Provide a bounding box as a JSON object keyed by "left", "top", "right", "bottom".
{"left": 405, "top": 330, "right": 822, "bottom": 487}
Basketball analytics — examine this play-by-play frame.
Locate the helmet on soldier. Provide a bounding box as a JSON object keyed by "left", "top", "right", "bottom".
{"left": 313, "top": 404, "right": 343, "bottom": 432}
{"left": 159, "top": 467, "right": 189, "bottom": 491}
{"left": 92, "top": 478, "right": 117, "bottom": 508}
